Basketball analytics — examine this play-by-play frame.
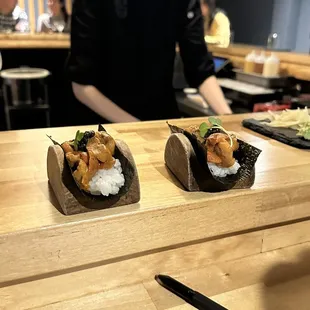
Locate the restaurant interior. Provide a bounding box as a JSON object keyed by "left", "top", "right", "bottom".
{"left": 0, "top": 0, "right": 309, "bottom": 130}
{"left": 1, "top": 0, "right": 310, "bottom": 309}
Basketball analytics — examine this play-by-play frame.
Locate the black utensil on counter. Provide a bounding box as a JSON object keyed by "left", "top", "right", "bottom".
{"left": 155, "top": 274, "right": 228, "bottom": 310}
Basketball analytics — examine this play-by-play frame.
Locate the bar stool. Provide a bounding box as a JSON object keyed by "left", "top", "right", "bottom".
{"left": 0, "top": 67, "right": 51, "bottom": 130}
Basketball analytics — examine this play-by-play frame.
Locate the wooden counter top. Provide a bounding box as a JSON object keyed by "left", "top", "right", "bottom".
{"left": 1, "top": 114, "right": 310, "bottom": 309}
{"left": 210, "top": 44, "right": 310, "bottom": 66}
{"left": 209, "top": 44, "right": 310, "bottom": 81}
{"left": 0, "top": 33, "right": 70, "bottom": 49}
{"left": 3, "top": 113, "right": 310, "bottom": 235}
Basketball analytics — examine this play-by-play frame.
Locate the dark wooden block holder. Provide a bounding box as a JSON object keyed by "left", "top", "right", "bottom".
{"left": 47, "top": 140, "right": 140, "bottom": 215}
{"left": 164, "top": 133, "right": 255, "bottom": 192}
{"left": 165, "top": 133, "right": 200, "bottom": 191}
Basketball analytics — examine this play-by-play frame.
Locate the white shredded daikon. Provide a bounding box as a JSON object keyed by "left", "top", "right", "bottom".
{"left": 265, "top": 108, "right": 310, "bottom": 129}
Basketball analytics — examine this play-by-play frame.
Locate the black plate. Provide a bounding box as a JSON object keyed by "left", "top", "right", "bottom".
{"left": 242, "top": 119, "right": 310, "bottom": 149}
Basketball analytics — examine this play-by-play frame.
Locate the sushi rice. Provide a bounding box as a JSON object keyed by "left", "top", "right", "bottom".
{"left": 89, "top": 159, "right": 125, "bottom": 196}
{"left": 208, "top": 161, "right": 240, "bottom": 178}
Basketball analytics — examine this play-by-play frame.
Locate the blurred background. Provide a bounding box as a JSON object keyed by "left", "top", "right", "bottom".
{"left": 0, "top": 0, "right": 309, "bottom": 131}
{"left": 218, "top": 0, "right": 310, "bottom": 53}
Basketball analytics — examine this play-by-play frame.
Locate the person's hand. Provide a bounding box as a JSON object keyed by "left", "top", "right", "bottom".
{"left": 72, "top": 83, "right": 141, "bottom": 123}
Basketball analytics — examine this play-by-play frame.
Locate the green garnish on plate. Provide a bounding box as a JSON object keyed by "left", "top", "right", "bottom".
{"left": 297, "top": 123, "right": 310, "bottom": 141}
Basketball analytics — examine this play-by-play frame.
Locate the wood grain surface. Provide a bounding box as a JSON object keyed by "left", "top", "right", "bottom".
{"left": 27, "top": 0, "right": 36, "bottom": 34}
{"left": 18, "top": 0, "right": 25, "bottom": 10}
{"left": 38, "top": 0, "right": 45, "bottom": 16}
{"left": 0, "top": 114, "right": 310, "bottom": 309}
{"left": 0, "top": 114, "right": 310, "bottom": 284}
{"left": 65, "top": 0, "right": 72, "bottom": 15}
{"left": 208, "top": 44, "right": 310, "bottom": 81}
{"left": 1, "top": 221, "right": 310, "bottom": 309}
{"left": 209, "top": 44, "right": 310, "bottom": 66}
{"left": 0, "top": 33, "right": 70, "bottom": 49}
{"left": 164, "top": 133, "right": 200, "bottom": 191}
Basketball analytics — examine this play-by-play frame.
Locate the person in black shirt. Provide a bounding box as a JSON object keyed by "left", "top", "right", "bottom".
{"left": 67, "top": 0, "right": 232, "bottom": 122}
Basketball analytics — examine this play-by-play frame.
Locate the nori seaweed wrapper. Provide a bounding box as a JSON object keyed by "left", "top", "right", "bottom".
{"left": 47, "top": 125, "right": 135, "bottom": 201}
{"left": 98, "top": 124, "right": 107, "bottom": 132}
{"left": 168, "top": 123, "right": 262, "bottom": 192}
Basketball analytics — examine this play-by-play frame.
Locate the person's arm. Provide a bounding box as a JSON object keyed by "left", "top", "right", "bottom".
{"left": 72, "top": 83, "right": 139, "bottom": 123}
{"left": 67, "top": 0, "right": 138, "bottom": 123}
{"left": 205, "top": 12, "right": 230, "bottom": 48}
{"left": 199, "top": 76, "right": 231, "bottom": 114}
{"left": 178, "top": 0, "right": 232, "bottom": 115}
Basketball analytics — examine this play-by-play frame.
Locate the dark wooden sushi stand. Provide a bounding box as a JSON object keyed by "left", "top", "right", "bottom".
{"left": 0, "top": 114, "right": 310, "bottom": 309}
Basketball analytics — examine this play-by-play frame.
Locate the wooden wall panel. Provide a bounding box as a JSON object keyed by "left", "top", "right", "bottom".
{"left": 65, "top": 0, "right": 72, "bottom": 15}
{"left": 38, "top": 0, "right": 45, "bottom": 16}
{"left": 27, "top": 0, "right": 36, "bottom": 33}
{"left": 18, "top": 0, "right": 25, "bottom": 10}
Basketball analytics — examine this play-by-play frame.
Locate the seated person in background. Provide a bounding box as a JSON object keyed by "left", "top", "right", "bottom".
{"left": 0, "top": 0, "right": 29, "bottom": 32}
{"left": 37, "top": 0, "right": 70, "bottom": 33}
{"left": 201, "top": 0, "right": 230, "bottom": 48}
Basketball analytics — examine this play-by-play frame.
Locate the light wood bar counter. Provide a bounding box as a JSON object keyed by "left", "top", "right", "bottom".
{"left": 0, "top": 33, "right": 70, "bottom": 49}
{"left": 0, "top": 114, "right": 310, "bottom": 309}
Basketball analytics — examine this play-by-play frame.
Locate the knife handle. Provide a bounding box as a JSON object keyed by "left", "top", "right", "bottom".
{"left": 193, "top": 292, "right": 228, "bottom": 310}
